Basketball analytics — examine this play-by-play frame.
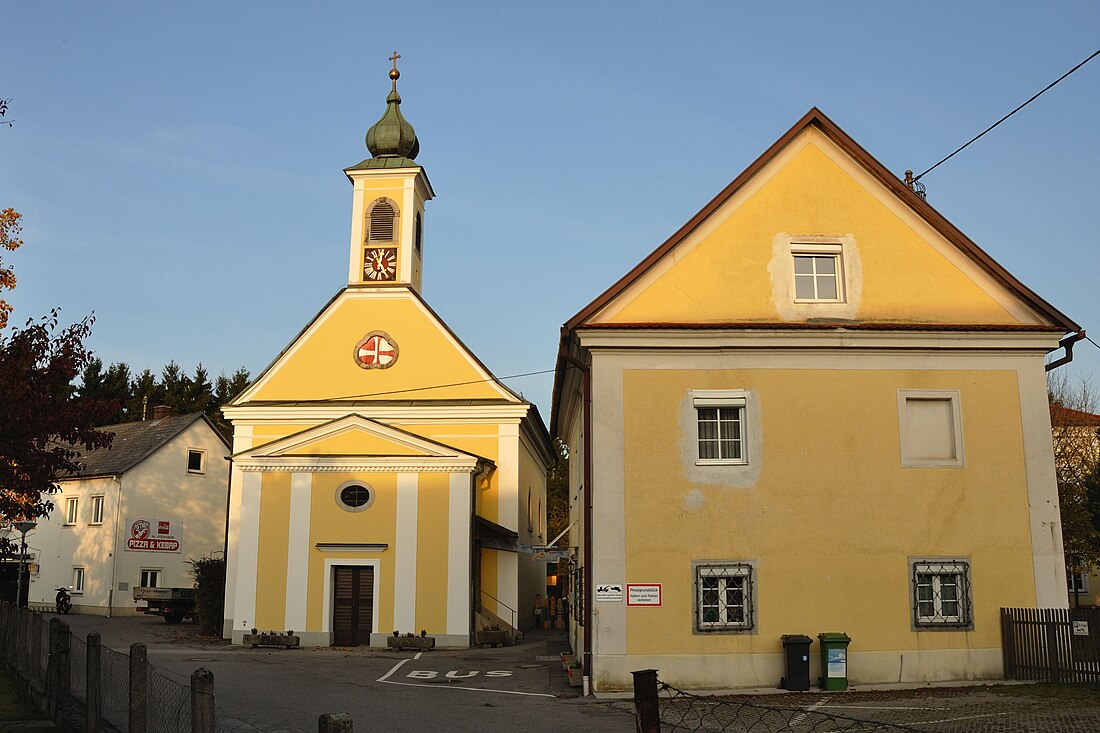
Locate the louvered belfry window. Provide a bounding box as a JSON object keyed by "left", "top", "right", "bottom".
{"left": 368, "top": 200, "right": 396, "bottom": 242}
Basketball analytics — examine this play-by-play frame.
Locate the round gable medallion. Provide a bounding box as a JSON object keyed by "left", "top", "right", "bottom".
{"left": 355, "top": 331, "right": 399, "bottom": 369}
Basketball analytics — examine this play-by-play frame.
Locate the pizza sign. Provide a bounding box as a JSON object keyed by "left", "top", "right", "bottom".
{"left": 125, "top": 518, "right": 181, "bottom": 553}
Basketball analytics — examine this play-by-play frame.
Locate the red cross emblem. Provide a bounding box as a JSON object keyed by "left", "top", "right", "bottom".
{"left": 355, "top": 332, "right": 398, "bottom": 369}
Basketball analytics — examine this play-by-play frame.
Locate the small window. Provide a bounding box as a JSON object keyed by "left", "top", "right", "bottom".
{"left": 140, "top": 568, "right": 161, "bottom": 588}
{"left": 414, "top": 211, "right": 423, "bottom": 256}
{"left": 187, "top": 449, "right": 205, "bottom": 475}
{"left": 695, "top": 563, "right": 755, "bottom": 632}
{"left": 335, "top": 481, "right": 375, "bottom": 513}
{"left": 911, "top": 559, "right": 972, "bottom": 629}
{"left": 90, "top": 496, "right": 104, "bottom": 525}
{"left": 1069, "top": 573, "right": 1090, "bottom": 594}
{"left": 72, "top": 567, "right": 85, "bottom": 594}
{"left": 368, "top": 199, "right": 397, "bottom": 243}
{"left": 65, "top": 498, "right": 79, "bottom": 525}
{"left": 898, "top": 390, "right": 964, "bottom": 467}
{"left": 693, "top": 390, "right": 748, "bottom": 465}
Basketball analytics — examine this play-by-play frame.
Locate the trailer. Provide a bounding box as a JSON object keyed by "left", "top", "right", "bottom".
{"left": 133, "top": 586, "right": 197, "bottom": 624}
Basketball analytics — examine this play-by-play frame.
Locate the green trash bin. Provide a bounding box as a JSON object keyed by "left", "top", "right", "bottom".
{"left": 817, "top": 632, "right": 851, "bottom": 691}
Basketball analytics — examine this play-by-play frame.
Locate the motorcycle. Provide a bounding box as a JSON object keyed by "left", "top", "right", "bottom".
{"left": 55, "top": 586, "right": 72, "bottom": 615}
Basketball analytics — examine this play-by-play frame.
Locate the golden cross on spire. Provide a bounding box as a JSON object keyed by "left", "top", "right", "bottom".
{"left": 388, "top": 51, "right": 401, "bottom": 90}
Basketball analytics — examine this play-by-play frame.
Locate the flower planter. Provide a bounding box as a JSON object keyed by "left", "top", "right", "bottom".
{"left": 244, "top": 632, "right": 300, "bottom": 649}
{"left": 476, "top": 629, "right": 508, "bottom": 647}
{"left": 387, "top": 635, "right": 435, "bottom": 651}
{"left": 566, "top": 666, "right": 584, "bottom": 688}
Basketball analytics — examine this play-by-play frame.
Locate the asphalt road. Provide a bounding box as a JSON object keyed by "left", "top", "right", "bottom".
{"left": 54, "top": 613, "right": 635, "bottom": 732}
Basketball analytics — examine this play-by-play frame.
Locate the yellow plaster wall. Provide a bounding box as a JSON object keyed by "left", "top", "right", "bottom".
{"left": 246, "top": 292, "right": 510, "bottom": 403}
{"left": 254, "top": 473, "right": 291, "bottom": 630}
{"left": 306, "top": 473, "right": 399, "bottom": 634}
{"left": 621, "top": 368, "right": 1033, "bottom": 655}
{"left": 610, "top": 138, "right": 1017, "bottom": 325}
{"left": 415, "top": 473, "right": 451, "bottom": 633}
{"left": 281, "top": 430, "right": 424, "bottom": 456}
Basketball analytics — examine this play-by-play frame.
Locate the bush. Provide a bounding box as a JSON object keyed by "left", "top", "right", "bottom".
{"left": 189, "top": 555, "right": 225, "bottom": 636}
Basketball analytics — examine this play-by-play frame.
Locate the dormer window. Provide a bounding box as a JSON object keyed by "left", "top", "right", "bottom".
{"left": 368, "top": 199, "right": 397, "bottom": 243}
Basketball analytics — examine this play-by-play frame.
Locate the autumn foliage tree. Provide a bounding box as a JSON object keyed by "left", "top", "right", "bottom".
{"left": 0, "top": 208, "right": 23, "bottom": 329}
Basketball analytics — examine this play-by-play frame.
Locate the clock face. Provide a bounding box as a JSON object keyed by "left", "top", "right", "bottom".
{"left": 364, "top": 248, "right": 397, "bottom": 281}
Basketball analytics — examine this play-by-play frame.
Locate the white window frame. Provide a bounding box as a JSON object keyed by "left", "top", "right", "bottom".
{"left": 792, "top": 243, "right": 844, "bottom": 303}
{"left": 64, "top": 497, "right": 79, "bottom": 525}
{"left": 72, "top": 567, "right": 85, "bottom": 594}
{"left": 187, "top": 449, "right": 206, "bottom": 475}
{"left": 1069, "top": 572, "right": 1090, "bottom": 594}
{"left": 693, "top": 390, "right": 748, "bottom": 465}
{"left": 910, "top": 558, "right": 972, "bottom": 630}
{"left": 90, "top": 495, "right": 105, "bottom": 525}
{"left": 898, "top": 390, "right": 965, "bottom": 468}
{"left": 694, "top": 562, "right": 756, "bottom": 633}
{"left": 140, "top": 568, "right": 162, "bottom": 589}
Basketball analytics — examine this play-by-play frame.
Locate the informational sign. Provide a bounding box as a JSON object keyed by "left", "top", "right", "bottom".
{"left": 595, "top": 584, "right": 624, "bottom": 602}
{"left": 1073, "top": 620, "right": 1090, "bottom": 636}
{"left": 827, "top": 647, "right": 847, "bottom": 677}
{"left": 125, "top": 518, "right": 181, "bottom": 553}
{"left": 627, "top": 584, "right": 662, "bottom": 606}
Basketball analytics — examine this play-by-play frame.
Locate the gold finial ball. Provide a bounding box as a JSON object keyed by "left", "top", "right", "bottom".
{"left": 389, "top": 67, "right": 400, "bottom": 82}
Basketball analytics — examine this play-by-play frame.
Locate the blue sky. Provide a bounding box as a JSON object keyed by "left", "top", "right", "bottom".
{"left": 3, "top": 3, "right": 1098, "bottom": 417}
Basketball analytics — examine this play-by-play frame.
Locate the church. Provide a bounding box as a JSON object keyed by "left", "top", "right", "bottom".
{"left": 222, "top": 58, "right": 554, "bottom": 647}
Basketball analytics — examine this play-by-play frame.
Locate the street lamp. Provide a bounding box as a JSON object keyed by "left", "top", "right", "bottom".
{"left": 13, "top": 520, "right": 36, "bottom": 609}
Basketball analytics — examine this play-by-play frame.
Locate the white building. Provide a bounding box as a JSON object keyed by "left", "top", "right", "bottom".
{"left": 21, "top": 412, "right": 230, "bottom": 615}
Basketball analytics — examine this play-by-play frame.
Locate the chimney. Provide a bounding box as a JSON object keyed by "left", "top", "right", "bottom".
{"left": 151, "top": 405, "right": 171, "bottom": 420}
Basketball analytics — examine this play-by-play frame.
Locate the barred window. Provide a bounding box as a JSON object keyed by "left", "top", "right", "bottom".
{"left": 696, "top": 563, "right": 754, "bottom": 631}
{"left": 1068, "top": 572, "right": 1090, "bottom": 594}
{"left": 912, "top": 559, "right": 971, "bottom": 629}
{"left": 693, "top": 390, "right": 748, "bottom": 465}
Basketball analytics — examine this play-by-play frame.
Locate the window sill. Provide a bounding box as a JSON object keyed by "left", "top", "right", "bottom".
{"left": 187, "top": 471, "right": 205, "bottom": 476}
{"left": 793, "top": 298, "right": 845, "bottom": 304}
{"left": 89, "top": 522, "right": 103, "bottom": 526}
{"left": 695, "top": 460, "right": 749, "bottom": 467}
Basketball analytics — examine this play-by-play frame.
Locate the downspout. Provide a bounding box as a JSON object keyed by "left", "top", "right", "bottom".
{"left": 108, "top": 474, "right": 122, "bottom": 618}
{"left": 557, "top": 331, "right": 593, "bottom": 695}
{"left": 1045, "top": 330, "right": 1086, "bottom": 372}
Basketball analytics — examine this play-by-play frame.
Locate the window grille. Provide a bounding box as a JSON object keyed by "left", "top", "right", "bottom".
{"left": 696, "top": 564, "right": 754, "bottom": 631}
{"left": 368, "top": 201, "right": 396, "bottom": 242}
{"left": 912, "top": 559, "right": 971, "bottom": 628}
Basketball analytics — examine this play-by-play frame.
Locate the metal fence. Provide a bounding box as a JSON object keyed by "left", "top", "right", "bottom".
{"left": 1002, "top": 606, "right": 1100, "bottom": 683}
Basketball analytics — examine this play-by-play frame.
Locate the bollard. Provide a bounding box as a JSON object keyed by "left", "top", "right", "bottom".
{"left": 318, "top": 713, "right": 353, "bottom": 733}
{"left": 190, "top": 668, "right": 215, "bottom": 733}
{"left": 130, "top": 643, "right": 148, "bottom": 733}
{"left": 632, "top": 668, "right": 661, "bottom": 733}
{"left": 87, "top": 632, "right": 101, "bottom": 733}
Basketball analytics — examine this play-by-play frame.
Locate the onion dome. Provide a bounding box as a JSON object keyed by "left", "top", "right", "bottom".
{"left": 364, "top": 54, "right": 419, "bottom": 161}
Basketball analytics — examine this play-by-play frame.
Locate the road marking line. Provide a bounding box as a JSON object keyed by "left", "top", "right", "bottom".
{"left": 790, "top": 697, "right": 829, "bottom": 726}
{"left": 910, "top": 712, "right": 1010, "bottom": 724}
{"left": 375, "top": 652, "right": 554, "bottom": 697}
{"left": 825, "top": 705, "right": 951, "bottom": 711}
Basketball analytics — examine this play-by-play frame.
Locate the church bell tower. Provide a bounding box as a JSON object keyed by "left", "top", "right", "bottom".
{"left": 345, "top": 53, "right": 435, "bottom": 293}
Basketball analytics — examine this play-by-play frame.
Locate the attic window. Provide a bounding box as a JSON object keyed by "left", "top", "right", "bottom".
{"left": 187, "top": 449, "right": 205, "bottom": 475}
{"left": 792, "top": 243, "right": 844, "bottom": 302}
{"left": 368, "top": 200, "right": 397, "bottom": 243}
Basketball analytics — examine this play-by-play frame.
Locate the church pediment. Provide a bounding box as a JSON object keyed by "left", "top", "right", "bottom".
{"left": 234, "top": 414, "right": 489, "bottom": 472}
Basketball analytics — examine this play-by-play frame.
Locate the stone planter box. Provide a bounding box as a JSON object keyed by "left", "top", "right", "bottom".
{"left": 560, "top": 652, "right": 575, "bottom": 671}
{"left": 244, "top": 632, "right": 300, "bottom": 649}
{"left": 476, "top": 630, "right": 509, "bottom": 647}
{"left": 565, "top": 666, "right": 583, "bottom": 687}
{"left": 387, "top": 635, "right": 435, "bottom": 651}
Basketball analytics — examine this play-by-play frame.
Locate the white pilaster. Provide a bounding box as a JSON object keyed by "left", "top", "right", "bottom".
{"left": 231, "top": 471, "right": 262, "bottom": 638}
{"left": 285, "top": 472, "right": 313, "bottom": 630}
{"left": 223, "top": 426, "right": 252, "bottom": 638}
{"left": 394, "top": 473, "right": 419, "bottom": 632}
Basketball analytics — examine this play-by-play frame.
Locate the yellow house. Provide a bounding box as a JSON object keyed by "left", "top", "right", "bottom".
{"left": 551, "top": 108, "right": 1083, "bottom": 691}
{"left": 222, "top": 61, "right": 553, "bottom": 647}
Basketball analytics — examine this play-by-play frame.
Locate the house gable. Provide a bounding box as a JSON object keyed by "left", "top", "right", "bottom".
{"left": 571, "top": 109, "right": 1077, "bottom": 332}
{"left": 234, "top": 288, "right": 518, "bottom": 405}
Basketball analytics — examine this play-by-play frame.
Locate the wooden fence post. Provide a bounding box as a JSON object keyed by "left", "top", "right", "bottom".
{"left": 191, "top": 668, "right": 215, "bottom": 733}
{"left": 130, "top": 643, "right": 148, "bottom": 733}
{"left": 632, "top": 668, "right": 661, "bottom": 733}
{"left": 86, "top": 632, "right": 101, "bottom": 733}
{"left": 318, "top": 713, "right": 353, "bottom": 733}
{"left": 54, "top": 622, "right": 70, "bottom": 727}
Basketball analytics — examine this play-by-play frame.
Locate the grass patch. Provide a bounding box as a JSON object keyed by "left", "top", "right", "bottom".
{"left": 0, "top": 669, "right": 44, "bottom": 722}
{"left": 990, "top": 682, "right": 1100, "bottom": 704}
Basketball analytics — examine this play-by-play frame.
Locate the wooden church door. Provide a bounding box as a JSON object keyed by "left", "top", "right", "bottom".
{"left": 332, "top": 566, "right": 374, "bottom": 646}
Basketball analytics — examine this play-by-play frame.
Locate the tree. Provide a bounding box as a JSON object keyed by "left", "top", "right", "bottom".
{"left": 1, "top": 208, "right": 23, "bottom": 330}
{"left": 546, "top": 438, "right": 570, "bottom": 546}
{"left": 0, "top": 311, "right": 116, "bottom": 533}
{"left": 1049, "top": 372, "right": 1100, "bottom": 606}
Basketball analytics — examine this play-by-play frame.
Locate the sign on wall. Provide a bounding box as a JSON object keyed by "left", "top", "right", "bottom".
{"left": 124, "top": 518, "right": 182, "bottom": 553}
{"left": 595, "top": 584, "right": 624, "bottom": 602}
{"left": 627, "top": 584, "right": 662, "bottom": 606}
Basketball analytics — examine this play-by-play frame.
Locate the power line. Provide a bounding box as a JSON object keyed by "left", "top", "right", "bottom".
{"left": 915, "top": 47, "right": 1100, "bottom": 182}
{"left": 324, "top": 367, "right": 559, "bottom": 402}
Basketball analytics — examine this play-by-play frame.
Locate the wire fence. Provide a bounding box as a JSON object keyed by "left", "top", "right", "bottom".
{"left": 70, "top": 630, "right": 88, "bottom": 704}
{"left": 149, "top": 666, "right": 194, "bottom": 733}
{"left": 656, "top": 681, "right": 926, "bottom": 733}
{"left": 101, "top": 643, "right": 132, "bottom": 731}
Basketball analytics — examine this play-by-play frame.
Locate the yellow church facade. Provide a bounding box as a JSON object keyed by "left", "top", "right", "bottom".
{"left": 552, "top": 109, "right": 1082, "bottom": 691}
{"left": 222, "top": 63, "right": 553, "bottom": 647}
